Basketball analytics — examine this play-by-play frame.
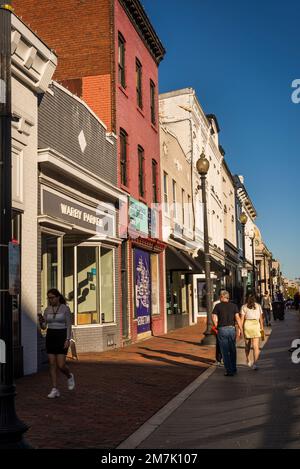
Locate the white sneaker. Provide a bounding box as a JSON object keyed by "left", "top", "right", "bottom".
{"left": 67, "top": 373, "right": 75, "bottom": 390}
{"left": 47, "top": 387, "right": 60, "bottom": 398}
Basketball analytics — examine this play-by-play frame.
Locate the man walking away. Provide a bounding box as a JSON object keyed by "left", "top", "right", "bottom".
{"left": 212, "top": 290, "right": 228, "bottom": 366}
{"left": 261, "top": 291, "right": 272, "bottom": 326}
{"left": 212, "top": 291, "right": 243, "bottom": 377}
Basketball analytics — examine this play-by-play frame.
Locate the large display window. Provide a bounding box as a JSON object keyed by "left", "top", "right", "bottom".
{"left": 41, "top": 233, "right": 115, "bottom": 325}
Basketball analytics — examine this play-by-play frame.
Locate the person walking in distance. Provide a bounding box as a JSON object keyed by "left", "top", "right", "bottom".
{"left": 212, "top": 291, "right": 243, "bottom": 377}
{"left": 38, "top": 288, "right": 75, "bottom": 398}
{"left": 212, "top": 290, "right": 228, "bottom": 366}
{"left": 241, "top": 293, "right": 264, "bottom": 370}
{"left": 261, "top": 291, "right": 272, "bottom": 327}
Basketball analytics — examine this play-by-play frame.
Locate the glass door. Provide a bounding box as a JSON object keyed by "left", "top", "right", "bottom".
{"left": 41, "top": 233, "right": 60, "bottom": 311}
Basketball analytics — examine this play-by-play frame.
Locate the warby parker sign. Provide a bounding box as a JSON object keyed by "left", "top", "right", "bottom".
{"left": 42, "top": 189, "right": 115, "bottom": 237}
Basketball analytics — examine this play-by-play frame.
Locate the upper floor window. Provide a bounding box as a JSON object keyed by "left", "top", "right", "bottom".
{"left": 150, "top": 80, "right": 156, "bottom": 125}
{"left": 118, "top": 33, "right": 126, "bottom": 88}
{"left": 188, "top": 195, "right": 192, "bottom": 229}
{"left": 120, "top": 128, "right": 128, "bottom": 186}
{"left": 172, "top": 179, "right": 177, "bottom": 219}
{"left": 136, "top": 59, "right": 143, "bottom": 109}
{"left": 152, "top": 160, "right": 158, "bottom": 203}
{"left": 163, "top": 172, "right": 168, "bottom": 213}
{"left": 138, "top": 146, "right": 145, "bottom": 197}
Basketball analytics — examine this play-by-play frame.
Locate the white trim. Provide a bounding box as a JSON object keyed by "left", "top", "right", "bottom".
{"left": 40, "top": 176, "right": 117, "bottom": 213}
{"left": 72, "top": 323, "right": 117, "bottom": 329}
{"left": 40, "top": 226, "right": 66, "bottom": 237}
{"left": 38, "top": 148, "right": 127, "bottom": 203}
{"left": 38, "top": 215, "right": 74, "bottom": 231}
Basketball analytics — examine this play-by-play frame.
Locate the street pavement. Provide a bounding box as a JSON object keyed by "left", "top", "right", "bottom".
{"left": 136, "top": 309, "right": 300, "bottom": 449}
{"left": 15, "top": 318, "right": 215, "bottom": 449}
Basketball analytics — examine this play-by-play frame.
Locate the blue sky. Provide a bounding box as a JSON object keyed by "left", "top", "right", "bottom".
{"left": 142, "top": 0, "right": 300, "bottom": 279}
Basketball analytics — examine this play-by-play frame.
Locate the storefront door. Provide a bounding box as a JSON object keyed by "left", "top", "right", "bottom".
{"left": 134, "top": 249, "right": 151, "bottom": 334}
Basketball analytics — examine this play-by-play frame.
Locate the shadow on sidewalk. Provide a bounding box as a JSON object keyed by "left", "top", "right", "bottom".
{"left": 139, "top": 347, "right": 215, "bottom": 365}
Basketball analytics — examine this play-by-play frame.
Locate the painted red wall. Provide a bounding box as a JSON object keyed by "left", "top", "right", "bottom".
{"left": 115, "top": 2, "right": 165, "bottom": 337}
{"left": 115, "top": 1, "right": 161, "bottom": 217}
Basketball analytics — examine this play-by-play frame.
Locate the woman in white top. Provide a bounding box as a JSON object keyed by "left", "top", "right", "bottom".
{"left": 240, "top": 294, "right": 264, "bottom": 370}
{"left": 38, "top": 288, "right": 75, "bottom": 398}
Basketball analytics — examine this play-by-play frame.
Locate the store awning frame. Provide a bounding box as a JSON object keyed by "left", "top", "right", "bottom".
{"left": 165, "top": 246, "right": 203, "bottom": 273}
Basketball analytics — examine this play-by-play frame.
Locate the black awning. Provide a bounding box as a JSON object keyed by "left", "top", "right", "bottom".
{"left": 166, "top": 246, "right": 203, "bottom": 273}
{"left": 195, "top": 250, "right": 227, "bottom": 276}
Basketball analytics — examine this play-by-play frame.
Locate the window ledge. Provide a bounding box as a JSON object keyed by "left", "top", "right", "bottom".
{"left": 151, "top": 123, "right": 158, "bottom": 133}
{"left": 118, "top": 84, "right": 129, "bottom": 98}
{"left": 120, "top": 183, "right": 130, "bottom": 194}
{"left": 137, "top": 106, "right": 145, "bottom": 118}
{"left": 139, "top": 196, "right": 147, "bottom": 205}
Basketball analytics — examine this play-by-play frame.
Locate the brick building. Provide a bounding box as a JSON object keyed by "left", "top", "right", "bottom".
{"left": 13, "top": 0, "right": 167, "bottom": 343}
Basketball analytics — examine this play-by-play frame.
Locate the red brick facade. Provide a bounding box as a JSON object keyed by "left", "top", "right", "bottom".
{"left": 12, "top": 0, "right": 166, "bottom": 342}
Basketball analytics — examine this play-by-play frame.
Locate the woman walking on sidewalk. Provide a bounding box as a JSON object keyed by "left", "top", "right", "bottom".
{"left": 241, "top": 294, "right": 264, "bottom": 370}
{"left": 38, "top": 288, "right": 75, "bottom": 398}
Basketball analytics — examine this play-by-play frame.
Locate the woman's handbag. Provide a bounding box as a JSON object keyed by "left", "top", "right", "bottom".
{"left": 69, "top": 339, "right": 78, "bottom": 359}
{"left": 68, "top": 332, "right": 78, "bottom": 360}
{"left": 260, "top": 329, "right": 265, "bottom": 341}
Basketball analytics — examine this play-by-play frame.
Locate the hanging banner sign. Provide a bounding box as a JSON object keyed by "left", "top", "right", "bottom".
{"left": 134, "top": 249, "right": 151, "bottom": 334}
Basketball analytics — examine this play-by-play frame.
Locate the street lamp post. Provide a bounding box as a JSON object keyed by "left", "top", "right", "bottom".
{"left": 239, "top": 212, "right": 248, "bottom": 304}
{"left": 249, "top": 231, "right": 256, "bottom": 294}
{"left": 0, "top": 2, "right": 28, "bottom": 448}
{"left": 196, "top": 152, "right": 214, "bottom": 345}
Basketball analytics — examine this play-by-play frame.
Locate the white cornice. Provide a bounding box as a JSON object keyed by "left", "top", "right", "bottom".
{"left": 11, "top": 14, "right": 57, "bottom": 93}
{"left": 38, "top": 148, "right": 127, "bottom": 203}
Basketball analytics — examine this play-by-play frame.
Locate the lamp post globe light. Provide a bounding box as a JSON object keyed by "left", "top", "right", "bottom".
{"left": 196, "top": 152, "right": 214, "bottom": 345}
{"left": 0, "top": 2, "right": 28, "bottom": 448}
{"left": 239, "top": 211, "right": 248, "bottom": 304}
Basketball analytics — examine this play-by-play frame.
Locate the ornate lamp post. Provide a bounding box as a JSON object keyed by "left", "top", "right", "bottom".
{"left": 249, "top": 230, "right": 256, "bottom": 294}
{"left": 0, "top": 2, "right": 28, "bottom": 448}
{"left": 196, "top": 151, "right": 214, "bottom": 345}
{"left": 239, "top": 211, "right": 248, "bottom": 304}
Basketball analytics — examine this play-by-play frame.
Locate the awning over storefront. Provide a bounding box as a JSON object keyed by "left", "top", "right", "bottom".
{"left": 166, "top": 246, "right": 203, "bottom": 273}
{"left": 195, "top": 250, "right": 227, "bottom": 276}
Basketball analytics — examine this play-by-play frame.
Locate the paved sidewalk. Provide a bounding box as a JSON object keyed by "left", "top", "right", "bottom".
{"left": 137, "top": 310, "right": 300, "bottom": 449}
{"left": 16, "top": 318, "right": 215, "bottom": 449}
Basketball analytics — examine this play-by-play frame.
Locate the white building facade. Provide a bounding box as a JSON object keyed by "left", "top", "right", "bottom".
{"left": 159, "top": 89, "right": 226, "bottom": 316}
{"left": 11, "top": 14, "right": 57, "bottom": 375}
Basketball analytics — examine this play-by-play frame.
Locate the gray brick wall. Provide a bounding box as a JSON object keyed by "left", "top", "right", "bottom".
{"left": 38, "top": 82, "right": 117, "bottom": 186}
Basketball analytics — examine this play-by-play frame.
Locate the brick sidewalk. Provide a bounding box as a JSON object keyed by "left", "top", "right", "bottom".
{"left": 16, "top": 319, "right": 215, "bottom": 449}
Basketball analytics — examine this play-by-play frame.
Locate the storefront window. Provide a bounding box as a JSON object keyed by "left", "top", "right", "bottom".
{"left": 63, "top": 245, "right": 75, "bottom": 324}
{"left": 41, "top": 233, "right": 59, "bottom": 310}
{"left": 173, "top": 272, "right": 181, "bottom": 314}
{"left": 101, "top": 247, "right": 114, "bottom": 323}
{"left": 181, "top": 274, "right": 187, "bottom": 314}
{"left": 197, "top": 280, "right": 207, "bottom": 313}
{"left": 151, "top": 255, "right": 159, "bottom": 315}
{"left": 77, "top": 246, "right": 98, "bottom": 325}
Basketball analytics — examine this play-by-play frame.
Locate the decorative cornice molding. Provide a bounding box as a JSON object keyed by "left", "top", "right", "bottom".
{"left": 11, "top": 14, "right": 57, "bottom": 93}
{"left": 119, "top": 0, "right": 165, "bottom": 64}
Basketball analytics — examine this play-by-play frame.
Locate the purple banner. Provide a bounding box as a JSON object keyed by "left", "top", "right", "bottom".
{"left": 134, "top": 249, "right": 151, "bottom": 334}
